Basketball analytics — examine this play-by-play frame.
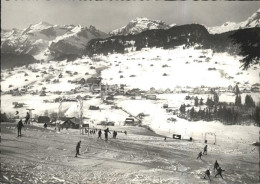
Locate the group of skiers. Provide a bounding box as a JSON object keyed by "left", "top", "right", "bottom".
{"left": 197, "top": 145, "right": 208, "bottom": 159}
{"left": 204, "top": 160, "right": 225, "bottom": 181}
{"left": 97, "top": 128, "right": 125, "bottom": 140}
{"left": 197, "top": 144, "right": 225, "bottom": 181}
{"left": 76, "top": 128, "right": 127, "bottom": 156}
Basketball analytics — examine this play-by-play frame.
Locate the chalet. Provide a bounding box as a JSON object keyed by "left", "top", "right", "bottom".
{"left": 148, "top": 87, "right": 156, "bottom": 94}
{"left": 105, "top": 96, "right": 114, "bottom": 101}
{"left": 251, "top": 87, "right": 260, "bottom": 92}
{"left": 89, "top": 105, "right": 99, "bottom": 110}
{"left": 12, "top": 91, "right": 21, "bottom": 96}
{"left": 38, "top": 116, "right": 50, "bottom": 124}
{"left": 227, "top": 85, "right": 233, "bottom": 91}
{"left": 163, "top": 104, "right": 168, "bottom": 108}
{"left": 124, "top": 118, "right": 135, "bottom": 126}
{"left": 39, "top": 91, "right": 46, "bottom": 96}
{"left": 125, "top": 90, "right": 137, "bottom": 96}
{"left": 146, "top": 95, "right": 157, "bottom": 100}
{"left": 78, "top": 78, "right": 86, "bottom": 85}
{"left": 252, "top": 83, "right": 260, "bottom": 87}
{"left": 53, "top": 79, "right": 59, "bottom": 83}
{"left": 86, "top": 77, "right": 102, "bottom": 85}
{"left": 157, "top": 89, "right": 165, "bottom": 94}
{"left": 20, "top": 88, "right": 27, "bottom": 94}
{"left": 165, "top": 88, "right": 172, "bottom": 94}
{"left": 61, "top": 118, "right": 80, "bottom": 129}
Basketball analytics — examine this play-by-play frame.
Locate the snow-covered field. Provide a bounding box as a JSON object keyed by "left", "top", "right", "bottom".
{"left": 1, "top": 123, "right": 259, "bottom": 184}
{"left": 101, "top": 47, "right": 260, "bottom": 90}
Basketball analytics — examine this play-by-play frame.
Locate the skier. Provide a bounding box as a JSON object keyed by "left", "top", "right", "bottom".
{"left": 197, "top": 151, "right": 203, "bottom": 160}
{"left": 25, "top": 112, "right": 30, "bottom": 124}
{"left": 17, "top": 119, "right": 24, "bottom": 137}
{"left": 203, "top": 169, "right": 211, "bottom": 181}
{"left": 115, "top": 131, "right": 117, "bottom": 139}
{"left": 164, "top": 137, "right": 167, "bottom": 141}
{"left": 75, "top": 140, "right": 81, "bottom": 157}
{"left": 44, "top": 123, "right": 47, "bottom": 129}
{"left": 113, "top": 131, "right": 116, "bottom": 138}
{"left": 214, "top": 160, "right": 220, "bottom": 171}
{"left": 104, "top": 128, "right": 111, "bottom": 141}
{"left": 98, "top": 129, "right": 102, "bottom": 139}
{"left": 124, "top": 130, "right": 127, "bottom": 135}
{"left": 203, "top": 145, "right": 208, "bottom": 155}
{"left": 215, "top": 167, "right": 225, "bottom": 179}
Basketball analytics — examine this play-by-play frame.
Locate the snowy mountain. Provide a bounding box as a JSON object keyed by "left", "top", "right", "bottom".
{"left": 1, "top": 22, "right": 108, "bottom": 61}
{"left": 109, "top": 17, "right": 171, "bottom": 36}
{"left": 49, "top": 25, "right": 108, "bottom": 59}
{"left": 208, "top": 8, "right": 260, "bottom": 34}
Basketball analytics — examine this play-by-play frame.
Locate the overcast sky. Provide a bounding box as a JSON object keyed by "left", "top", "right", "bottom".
{"left": 1, "top": 1, "right": 259, "bottom": 32}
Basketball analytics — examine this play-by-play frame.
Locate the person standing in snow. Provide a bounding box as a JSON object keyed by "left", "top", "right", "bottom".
{"left": 75, "top": 140, "right": 81, "bottom": 157}
{"left": 113, "top": 131, "right": 116, "bottom": 139}
{"left": 203, "top": 145, "right": 208, "bottom": 155}
{"left": 44, "top": 123, "right": 47, "bottom": 129}
{"left": 104, "top": 128, "right": 111, "bottom": 141}
{"left": 214, "top": 160, "right": 220, "bottom": 171}
{"left": 98, "top": 129, "right": 102, "bottom": 139}
{"left": 215, "top": 167, "right": 225, "bottom": 179}
{"left": 25, "top": 112, "right": 30, "bottom": 124}
{"left": 197, "top": 151, "right": 203, "bottom": 159}
{"left": 17, "top": 119, "right": 24, "bottom": 137}
{"left": 203, "top": 169, "right": 211, "bottom": 181}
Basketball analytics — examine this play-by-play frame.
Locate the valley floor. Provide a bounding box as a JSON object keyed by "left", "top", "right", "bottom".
{"left": 0, "top": 123, "right": 259, "bottom": 184}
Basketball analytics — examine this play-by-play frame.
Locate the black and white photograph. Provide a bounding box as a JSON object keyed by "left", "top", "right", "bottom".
{"left": 1, "top": 1, "right": 260, "bottom": 183}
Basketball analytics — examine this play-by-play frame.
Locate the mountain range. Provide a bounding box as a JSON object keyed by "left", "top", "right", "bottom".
{"left": 1, "top": 8, "right": 259, "bottom": 68}
{"left": 1, "top": 22, "right": 108, "bottom": 61}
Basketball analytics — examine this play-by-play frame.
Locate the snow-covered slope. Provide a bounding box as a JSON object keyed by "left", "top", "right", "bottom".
{"left": 1, "top": 22, "right": 108, "bottom": 61}
{"left": 101, "top": 47, "right": 260, "bottom": 90}
{"left": 109, "top": 17, "right": 171, "bottom": 36}
{"left": 208, "top": 8, "right": 260, "bottom": 34}
{"left": 49, "top": 25, "right": 108, "bottom": 58}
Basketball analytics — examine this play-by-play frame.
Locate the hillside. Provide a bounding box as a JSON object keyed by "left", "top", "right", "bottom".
{"left": 1, "top": 53, "right": 39, "bottom": 69}
{"left": 86, "top": 25, "right": 259, "bottom": 59}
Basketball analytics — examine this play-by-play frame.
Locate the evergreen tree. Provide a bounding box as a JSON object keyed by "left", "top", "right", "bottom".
{"left": 190, "top": 107, "right": 195, "bottom": 119}
{"left": 199, "top": 98, "right": 204, "bottom": 105}
{"left": 254, "top": 106, "right": 260, "bottom": 127}
{"left": 213, "top": 93, "right": 219, "bottom": 106}
{"left": 1, "top": 112, "right": 8, "bottom": 122}
{"left": 235, "top": 95, "right": 242, "bottom": 106}
{"left": 234, "top": 85, "right": 240, "bottom": 95}
{"left": 206, "top": 96, "right": 214, "bottom": 107}
{"left": 180, "top": 104, "right": 186, "bottom": 114}
{"left": 230, "top": 28, "right": 260, "bottom": 70}
{"left": 194, "top": 96, "right": 199, "bottom": 106}
{"left": 245, "top": 95, "right": 255, "bottom": 107}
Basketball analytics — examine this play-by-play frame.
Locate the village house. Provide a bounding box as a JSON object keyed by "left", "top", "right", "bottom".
{"left": 38, "top": 116, "right": 50, "bottom": 124}
{"left": 251, "top": 87, "right": 260, "bottom": 92}
{"left": 61, "top": 118, "right": 80, "bottom": 129}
